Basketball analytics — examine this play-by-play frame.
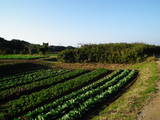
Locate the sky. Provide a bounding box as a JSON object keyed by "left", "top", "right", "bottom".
{"left": 0, "top": 0, "right": 160, "bottom": 46}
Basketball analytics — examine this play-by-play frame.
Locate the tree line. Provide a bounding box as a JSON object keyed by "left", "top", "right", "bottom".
{"left": 0, "top": 37, "right": 74, "bottom": 54}
{"left": 58, "top": 43, "right": 160, "bottom": 63}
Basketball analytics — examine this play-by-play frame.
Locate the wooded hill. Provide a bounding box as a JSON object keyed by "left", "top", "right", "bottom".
{"left": 58, "top": 43, "right": 160, "bottom": 63}
{"left": 0, "top": 37, "right": 74, "bottom": 54}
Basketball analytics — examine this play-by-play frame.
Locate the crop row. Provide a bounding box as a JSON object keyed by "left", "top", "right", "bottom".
{"left": 0, "top": 68, "right": 108, "bottom": 120}
{"left": 27, "top": 70, "right": 130, "bottom": 120}
{"left": 0, "top": 69, "right": 87, "bottom": 102}
{"left": 58, "top": 70, "right": 138, "bottom": 120}
{"left": 20, "top": 69, "right": 123, "bottom": 119}
{"left": 24, "top": 70, "right": 128, "bottom": 120}
{"left": 0, "top": 69, "right": 69, "bottom": 91}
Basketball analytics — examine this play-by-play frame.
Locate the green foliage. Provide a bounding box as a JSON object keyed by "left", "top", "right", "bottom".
{"left": 0, "top": 69, "right": 86, "bottom": 102}
{"left": 21, "top": 70, "right": 122, "bottom": 119}
{"left": 58, "top": 43, "right": 160, "bottom": 63}
{"left": 1, "top": 69, "right": 107, "bottom": 119}
{"left": 25, "top": 70, "right": 137, "bottom": 120}
{"left": 24, "top": 70, "right": 130, "bottom": 120}
{"left": 58, "top": 70, "right": 138, "bottom": 120}
{"left": 0, "top": 69, "right": 69, "bottom": 91}
{"left": 0, "top": 67, "right": 139, "bottom": 120}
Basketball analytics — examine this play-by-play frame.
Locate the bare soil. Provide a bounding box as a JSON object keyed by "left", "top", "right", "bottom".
{"left": 54, "top": 63, "right": 132, "bottom": 70}
{"left": 137, "top": 61, "right": 160, "bottom": 120}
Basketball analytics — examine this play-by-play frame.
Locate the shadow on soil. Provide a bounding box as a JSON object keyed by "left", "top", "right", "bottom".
{"left": 0, "top": 62, "right": 51, "bottom": 78}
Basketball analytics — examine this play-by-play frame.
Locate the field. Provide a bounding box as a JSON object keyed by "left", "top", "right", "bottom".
{"left": 0, "top": 54, "right": 46, "bottom": 60}
{"left": 53, "top": 61, "right": 159, "bottom": 120}
{"left": 0, "top": 63, "right": 138, "bottom": 120}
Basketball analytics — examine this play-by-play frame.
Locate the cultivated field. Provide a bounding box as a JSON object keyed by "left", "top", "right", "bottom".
{"left": 0, "top": 63, "right": 138, "bottom": 120}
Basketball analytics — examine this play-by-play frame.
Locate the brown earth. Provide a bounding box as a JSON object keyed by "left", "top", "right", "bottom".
{"left": 54, "top": 62, "right": 132, "bottom": 70}
{"left": 137, "top": 61, "right": 160, "bottom": 120}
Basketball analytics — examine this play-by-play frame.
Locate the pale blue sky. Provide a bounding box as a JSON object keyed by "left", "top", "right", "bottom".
{"left": 0, "top": 0, "right": 160, "bottom": 46}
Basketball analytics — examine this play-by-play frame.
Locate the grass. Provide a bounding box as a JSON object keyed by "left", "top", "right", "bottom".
{"left": 89, "top": 62, "right": 159, "bottom": 120}
{"left": 0, "top": 54, "right": 46, "bottom": 59}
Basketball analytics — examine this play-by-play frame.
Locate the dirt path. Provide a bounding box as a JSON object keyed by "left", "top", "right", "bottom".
{"left": 137, "top": 61, "right": 160, "bottom": 120}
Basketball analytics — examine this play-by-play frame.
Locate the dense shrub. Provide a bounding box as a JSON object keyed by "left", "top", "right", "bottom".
{"left": 58, "top": 43, "right": 160, "bottom": 63}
